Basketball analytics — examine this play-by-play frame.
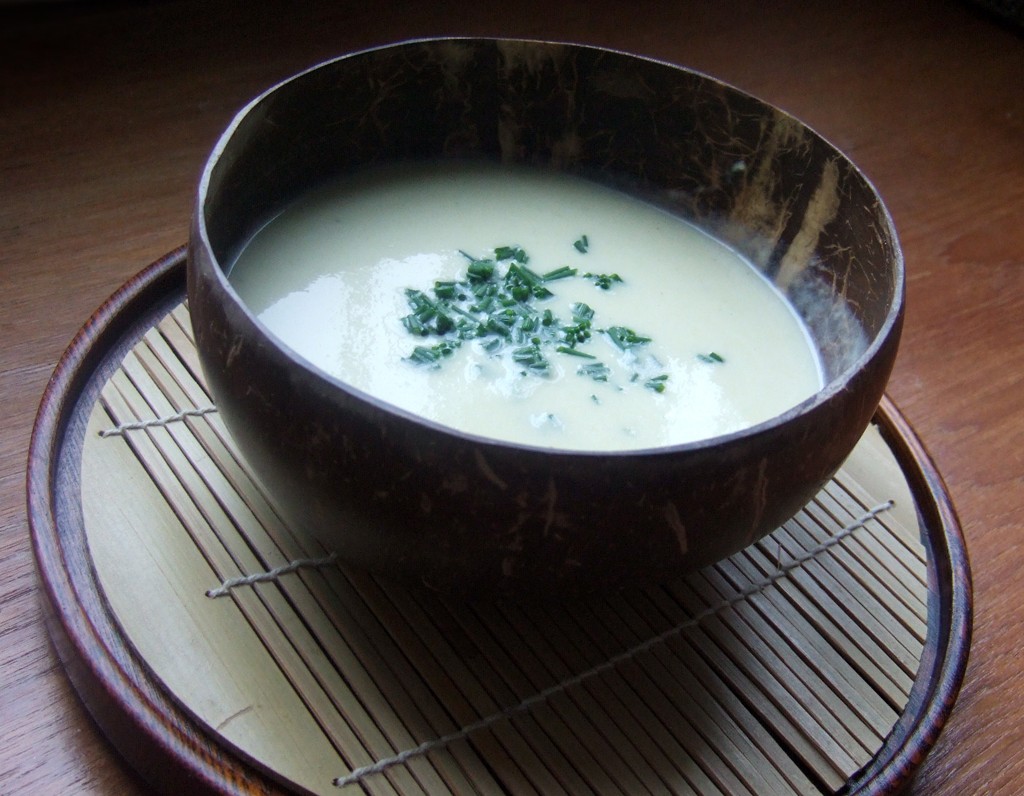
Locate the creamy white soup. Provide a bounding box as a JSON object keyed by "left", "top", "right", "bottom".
{"left": 229, "top": 161, "right": 823, "bottom": 451}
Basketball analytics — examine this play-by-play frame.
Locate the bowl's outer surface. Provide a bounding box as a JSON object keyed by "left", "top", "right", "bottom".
{"left": 188, "top": 38, "right": 903, "bottom": 597}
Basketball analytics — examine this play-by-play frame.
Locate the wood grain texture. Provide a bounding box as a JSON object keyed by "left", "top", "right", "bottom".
{"left": 2, "top": 0, "right": 1020, "bottom": 793}
{"left": 41, "top": 264, "right": 949, "bottom": 795}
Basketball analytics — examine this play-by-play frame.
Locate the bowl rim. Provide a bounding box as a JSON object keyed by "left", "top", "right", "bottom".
{"left": 192, "top": 35, "right": 905, "bottom": 460}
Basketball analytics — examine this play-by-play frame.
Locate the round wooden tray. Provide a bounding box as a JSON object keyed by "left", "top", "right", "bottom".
{"left": 28, "top": 248, "right": 971, "bottom": 795}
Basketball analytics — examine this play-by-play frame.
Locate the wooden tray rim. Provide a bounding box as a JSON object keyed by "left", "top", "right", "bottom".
{"left": 26, "top": 247, "right": 973, "bottom": 795}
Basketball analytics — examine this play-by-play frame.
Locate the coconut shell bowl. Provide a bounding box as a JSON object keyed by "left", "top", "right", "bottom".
{"left": 187, "top": 37, "right": 903, "bottom": 599}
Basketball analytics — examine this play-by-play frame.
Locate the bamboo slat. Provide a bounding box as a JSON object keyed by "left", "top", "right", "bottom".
{"left": 80, "top": 305, "right": 931, "bottom": 796}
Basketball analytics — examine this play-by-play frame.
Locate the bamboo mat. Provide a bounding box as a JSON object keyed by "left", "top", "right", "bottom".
{"left": 80, "top": 304, "right": 929, "bottom": 796}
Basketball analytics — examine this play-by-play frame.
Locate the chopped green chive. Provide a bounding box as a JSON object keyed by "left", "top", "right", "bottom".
{"left": 556, "top": 345, "right": 596, "bottom": 359}
{"left": 511, "top": 342, "right": 548, "bottom": 372}
{"left": 578, "top": 362, "right": 611, "bottom": 382}
{"left": 698, "top": 352, "right": 726, "bottom": 364}
{"left": 542, "top": 265, "right": 577, "bottom": 281}
{"left": 406, "top": 339, "right": 462, "bottom": 367}
{"left": 571, "top": 302, "right": 595, "bottom": 322}
{"left": 583, "top": 272, "right": 623, "bottom": 290}
{"left": 400, "top": 242, "right": 690, "bottom": 407}
{"left": 505, "top": 262, "right": 553, "bottom": 301}
{"left": 605, "top": 326, "right": 652, "bottom": 350}
{"left": 494, "top": 245, "right": 529, "bottom": 263}
{"left": 645, "top": 374, "right": 669, "bottom": 393}
{"left": 560, "top": 321, "right": 591, "bottom": 348}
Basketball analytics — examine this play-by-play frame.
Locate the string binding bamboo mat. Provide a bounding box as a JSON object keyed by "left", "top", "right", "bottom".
{"left": 80, "top": 301, "right": 933, "bottom": 796}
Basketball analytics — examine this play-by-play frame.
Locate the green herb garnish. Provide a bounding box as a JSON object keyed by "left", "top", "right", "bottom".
{"left": 605, "top": 326, "right": 652, "bottom": 350}
{"left": 494, "top": 245, "right": 529, "bottom": 263}
{"left": 697, "top": 352, "right": 726, "bottom": 364}
{"left": 645, "top": 374, "right": 669, "bottom": 393}
{"left": 571, "top": 302, "right": 595, "bottom": 322}
{"left": 578, "top": 362, "right": 612, "bottom": 382}
{"left": 556, "top": 345, "right": 596, "bottom": 359}
{"left": 505, "top": 262, "right": 554, "bottom": 301}
{"left": 542, "top": 265, "right": 577, "bottom": 281}
{"left": 511, "top": 342, "right": 549, "bottom": 373}
{"left": 573, "top": 235, "right": 589, "bottom": 253}
{"left": 465, "top": 257, "right": 496, "bottom": 282}
{"left": 407, "top": 339, "right": 462, "bottom": 367}
{"left": 400, "top": 242, "right": 672, "bottom": 401}
{"left": 583, "top": 272, "right": 623, "bottom": 290}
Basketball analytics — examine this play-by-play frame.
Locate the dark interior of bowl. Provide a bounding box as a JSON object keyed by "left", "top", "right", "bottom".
{"left": 192, "top": 38, "right": 903, "bottom": 596}
{"left": 205, "top": 38, "right": 901, "bottom": 385}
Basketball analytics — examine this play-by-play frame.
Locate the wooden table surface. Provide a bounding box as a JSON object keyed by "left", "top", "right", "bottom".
{"left": 2, "top": 0, "right": 1021, "bottom": 793}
